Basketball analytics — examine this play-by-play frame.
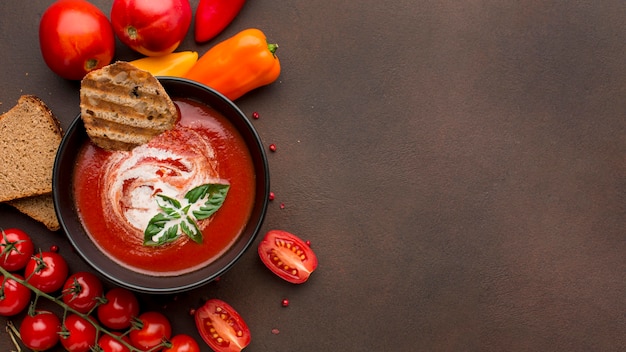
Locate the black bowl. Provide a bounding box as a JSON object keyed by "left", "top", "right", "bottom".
{"left": 53, "top": 78, "right": 269, "bottom": 294}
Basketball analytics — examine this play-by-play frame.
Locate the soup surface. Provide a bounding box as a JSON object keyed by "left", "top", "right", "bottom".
{"left": 73, "top": 98, "right": 256, "bottom": 276}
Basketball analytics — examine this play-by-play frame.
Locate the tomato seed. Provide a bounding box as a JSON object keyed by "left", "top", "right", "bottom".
{"left": 281, "top": 299, "right": 289, "bottom": 307}
{"left": 280, "top": 203, "right": 285, "bottom": 209}
{"left": 305, "top": 240, "right": 311, "bottom": 247}
{"left": 50, "top": 245, "right": 59, "bottom": 252}
{"left": 252, "top": 111, "right": 260, "bottom": 119}
{"left": 272, "top": 328, "right": 280, "bottom": 335}
{"left": 269, "top": 192, "right": 275, "bottom": 201}
{"left": 269, "top": 143, "right": 277, "bottom": 152}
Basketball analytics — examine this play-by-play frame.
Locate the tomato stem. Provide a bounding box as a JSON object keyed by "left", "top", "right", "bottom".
{"left": 5, "top": 320, "right": 22, "bottom": 352}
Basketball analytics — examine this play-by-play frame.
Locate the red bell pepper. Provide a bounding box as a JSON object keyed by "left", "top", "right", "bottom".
{"left": 194, "top": 0, "right": 246, "bottom": 43}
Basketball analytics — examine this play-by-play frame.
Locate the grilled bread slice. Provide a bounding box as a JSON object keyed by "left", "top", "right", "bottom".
{"left": 80, "top": 61, "right": 178, "bottom": 151}
{"left": 0, "top": 95, "right": 62, "bottom": 203}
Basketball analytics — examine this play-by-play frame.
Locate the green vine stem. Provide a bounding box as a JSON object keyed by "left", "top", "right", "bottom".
{"left": 0, "top": 265, "right": 167, "bottom": 352}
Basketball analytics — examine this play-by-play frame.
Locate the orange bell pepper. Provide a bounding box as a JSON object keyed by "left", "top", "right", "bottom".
{"left": 184, "top": 28, "right": 281, "bottom": 100}
{"left": 129, "top": 51, "right": 198, "bottom": 77}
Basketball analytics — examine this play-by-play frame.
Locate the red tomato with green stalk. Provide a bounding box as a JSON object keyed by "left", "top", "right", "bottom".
{"left": 163, "top": 334, "right": 201, "bottom": 352}
{"left": 20, "top": 310, "right": 62, "bottom": 351}
{"left": 39, "top": 0, "right": 115, "bottom": 80}
{"left": 129, "top": 311, "right": 172, "bottom": 351}
{"left": 194, "top": 299, "right": 250, "bottom": 352}
{"left": 194, "top": 0, "right": 246, "bottom": 43}
{"left": 111, "top": 0, "right": 192, "bottom": 56}
{"left": 0, "top": 228, "right": 34, "bottom": 272}
{"left": 97, "top": 287, "right": 140, "bottom": 330}
{"left": 24, "top": 251, "right": 69, "bottom": 293}
{"left": 61, "top": 271, "right": 104, "bottom": 314}
{"left": 258, "top": 230, "right": 318, "bottom": 284}
{"left": 59, "top": 313, "right": 98, "bottom": 352}
{"left": 0, "top": 274, "right": 31, "bottom": 317}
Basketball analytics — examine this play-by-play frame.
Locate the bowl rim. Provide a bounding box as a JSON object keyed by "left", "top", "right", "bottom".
{"left": 53, "top": 77, "right": 269, "bottom": 294}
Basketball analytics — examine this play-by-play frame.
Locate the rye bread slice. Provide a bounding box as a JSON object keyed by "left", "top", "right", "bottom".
{"left": 7, "top": 194, "right": 60, "bottom": 231}
{"left": 80, "top": 61, "right": 178, "bottom": 150}
{"left": 0, "top": 95, "right": 62, "bottom": 202}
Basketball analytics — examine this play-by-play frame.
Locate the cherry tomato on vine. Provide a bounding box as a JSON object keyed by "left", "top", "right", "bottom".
{"left": 39, "top": 0, "right": 115, "bottom": 80}
{"left": 0, "top": 274, "right": 31, "bottom": 316}
{"left": 130, "top": 311, "right": 172, "bottom": 351}
{"left": 163, "top": 334, "right": 201, "bottom": 352}
{"left": 0, "top": 228, "right": 34, "bottom": 271}
{"left": 24, "top": 251, "right": 69, "bottom": 293}
{"left": 60, "top": 313, "right": 97, "bottom": 352}
{"left": 258, "top": 230, "right": 318, "bottom": 284}
{"left": 110, "top": 0, "right": 192, "bottom": 56}
{"left": 97, "top": 287, "right": 140, "bottom": 330}
{"left": 62, "top": 271, "right": 104, "bottom": 314}
{"left": 20, "top": 310, "right": 61, "bottom": 351}
{"left": 98, "top": 332, "right": 132, "bottom": 352}
{"left": 194, "top": 299, "right": 251, "bottom": 352}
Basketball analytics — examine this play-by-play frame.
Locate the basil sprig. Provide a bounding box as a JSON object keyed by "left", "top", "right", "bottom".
{"left": 143, "top": 183, "right": 230, "bottom": 246}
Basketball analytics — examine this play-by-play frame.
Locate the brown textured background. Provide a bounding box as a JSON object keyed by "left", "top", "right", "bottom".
{"left": 1, "top": 1, "right": 624, "bottom": 351}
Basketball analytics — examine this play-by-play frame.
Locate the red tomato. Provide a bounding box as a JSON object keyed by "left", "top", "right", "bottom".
{"left": 110, "top": 0, "right": 192, "bottom": 56}
{"left": 60, "top": 314, "right": 97, "bottom": 352}
{"left": 163, "top": 334, "right": 200, "bottom": 352}
{"left": 62, "top": 271, "right": 104, "bottom": 314}
{"left": 0, "top": 228, "right": 34, "bottom": 271}
{"left": 98, "top": 332, "right": 132, "bottom": 352}
{"left": 194, "top": 299, "right": 250, "bottom": 352}
{"left": 257, "top": 230, "right": 318, "bottom": 284}
{"left": 0, "top": 274, "right": 31, "bottom": 316}
{"left": 129, "top": 311, "right": 172, "bottom": 351}
{"left": 97, "top": 287, "right": 140, "bottom": 330}
{"left": 39, "top": 0, "right": 115, "bottom": 80}
{"left": 20, "top": 310, "right": 62, "bottom": 351}
{"left": 24, "top": 251, "right": 69, "bottom": 293}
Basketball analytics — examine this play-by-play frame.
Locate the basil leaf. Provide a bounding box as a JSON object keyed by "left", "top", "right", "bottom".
{"left": 157, "top": 194, "right": 182, "bottom": 209}
{"left": 144, "top": 213, "right": 172, "bottom": 245}
{"left": 191, "top": 184, "right": 230, "bottom": 220}
{"left": 181, "top": 216, "right": 203, "bottom": 244}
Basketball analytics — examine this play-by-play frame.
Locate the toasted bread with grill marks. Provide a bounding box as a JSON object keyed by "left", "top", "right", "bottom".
{"left": 80, "top": 61, "right": 178, "bottom": 151}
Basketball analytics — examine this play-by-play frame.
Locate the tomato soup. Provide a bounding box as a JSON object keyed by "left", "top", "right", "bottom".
{"left": 73, "top": 98, "right": 256, "bottom": 276}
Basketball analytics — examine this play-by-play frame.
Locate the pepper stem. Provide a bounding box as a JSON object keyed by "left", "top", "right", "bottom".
{"left": 267, "top": 43, "right": 279, "bottom": 57}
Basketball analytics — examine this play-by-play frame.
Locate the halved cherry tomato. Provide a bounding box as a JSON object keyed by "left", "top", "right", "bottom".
{"left": 20, "top": 310, "right": 62, "bottom": 351}
{"left": 163, "top": 334, "right": 201, "bottom": 352}
{"left": 194, "top": 299, "right": 250, "bottom": 352}
{"left": 39, "top": 0, "right": 115, "bottom": 80}
{"left": 24, "top": 251, "right": 69, "bottom": 293}
{"left": 62, "top": 271, "right": 104, "bottom": 314}
{"left": 60, "top": 313, "right": 97, "bottom": 352}
{"left": 97, "top": 332, "right": 132, "bottom": 352}
{"left": 97, "top": 287, "right": 140, "bottom": 330}
{"left": 129, "top": 311, "right": 172, "bottom": 351}
{"left": 0, "top": 274, "right": 31, "bottom": 316}
{"left": 0, "top": 228, "right": 35, "bottom": 272}
{"left": 257, "top": 230, "right": 318, "bottom": 284}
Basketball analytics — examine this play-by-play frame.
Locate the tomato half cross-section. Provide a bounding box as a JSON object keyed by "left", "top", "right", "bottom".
{"left": 258, "top": 230, "right": 318, "bottom": 284}
{"left": 194, "top": 299, "right": 250, "bottom": 352}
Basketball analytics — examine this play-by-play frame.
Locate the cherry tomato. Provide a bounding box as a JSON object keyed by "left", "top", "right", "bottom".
{"left": 98, "top": 332, "right": 132, "bottom": 352}
{"left": 130, "top": 311, "right": 172, "bottom": 351}
{"left": 257, "top": 230, "right": 319, "bottom": 284}
{"left": 110, "top": 0, "right": 192, "bottom": 56}
{"left": 60, "top": 314, "right": 97, "bottom": 352}
{"left": 0, "top": 228, "right": 34, "bottom": 271}
{"left": 0, "top": 274, "right": 31, "bottom": 316}
{"left": 194, "top": 299, "right": 250, "bottom": 352}
{"left": 20, "top": 310, "right": 61, "bottom": 351}
{"left": 163, "top": 334, "right": 200, "bottom": 352}
{"left": 62, "top": 271, "right": 104, "bottom": 314}
{"left": 194, "top": 0, "right": 245, "bottom": 43}
{"left": 39, "top": 0, "right": 115, "bottom": 80}
{"left": 24, "top": 251, "right": 69, "bottom": 293}
{"left": 97, "top": 287, "right": 140, "bottom": 330}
